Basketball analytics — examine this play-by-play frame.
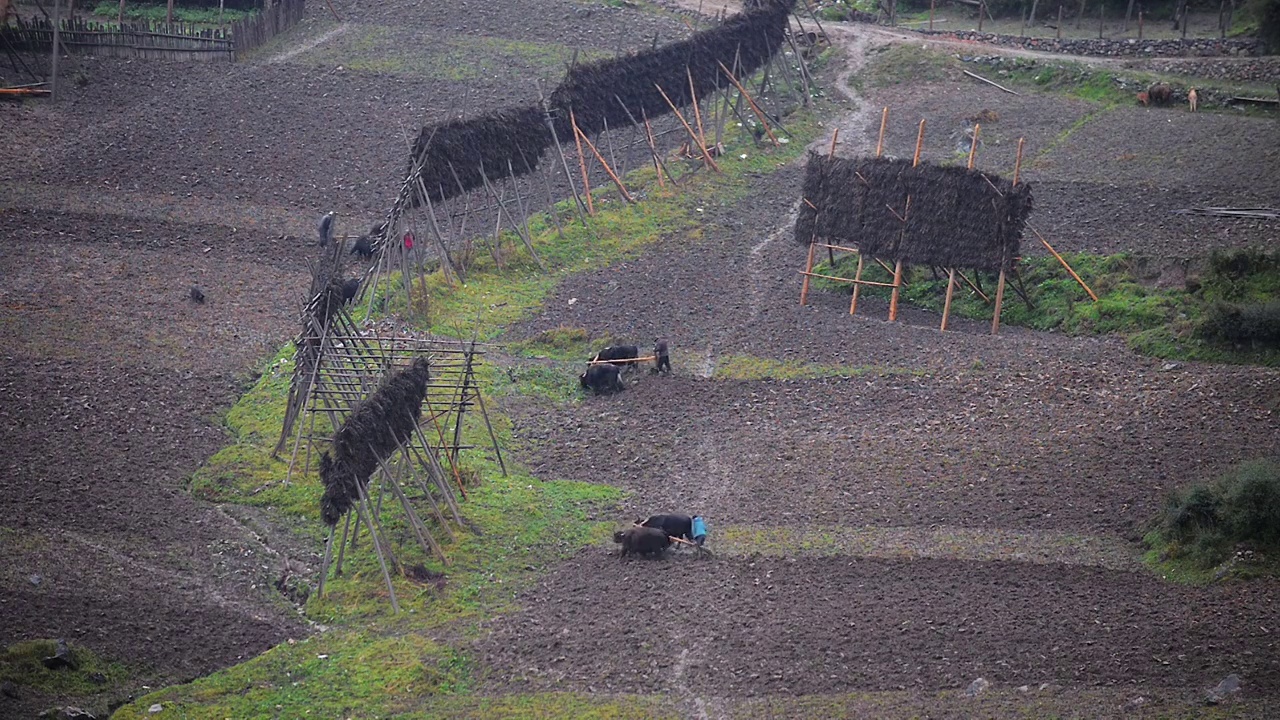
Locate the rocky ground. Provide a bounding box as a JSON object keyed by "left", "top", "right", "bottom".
{"left": 2, "top": 0, "right": 1278, "bottom": 717}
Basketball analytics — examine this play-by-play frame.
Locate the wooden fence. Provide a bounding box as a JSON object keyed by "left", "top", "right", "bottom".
{"left": 0, "top": 0, "right": 304, "bottom": 62}
{"left": 230, "top": 0, "right": 304, "bottom": 57}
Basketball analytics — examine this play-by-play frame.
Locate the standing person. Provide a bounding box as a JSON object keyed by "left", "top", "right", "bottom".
{"left": 653, "top": 337, "right": 671, "bottom": 374}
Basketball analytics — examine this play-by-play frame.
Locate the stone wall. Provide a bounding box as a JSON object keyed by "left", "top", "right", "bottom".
{"left": 923, "top": 30, "right": 1260, "bottom": 58}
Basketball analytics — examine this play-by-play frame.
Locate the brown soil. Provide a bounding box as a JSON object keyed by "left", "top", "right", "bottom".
{"left": 4, "top": 1, "right": 1279, "bottom": 717}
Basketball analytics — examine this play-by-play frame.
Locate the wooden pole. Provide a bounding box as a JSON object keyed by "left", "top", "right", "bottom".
{"left": 643, "top": 114, "right": 667, "bottom": 187}
{"left": 826, "top": 129, "right": 839, "bottom": 265}
{"left": 1033, "top": 226, "right": 1099, "bottom": 301}
{"left": 849, "top": 254, "right": 866, "bottom": 314}
{"left": 1013, "top": 136, "right": 1025, "bottom": 186}
{"left": 992, "top": 138, "right": 1024, "bottom": 334}
{"left": 1076, "top": 0, "right": 1086, "bottom": 29}
{"left": 49, "top": 0, "right": 60, "bottom": 102}
{"left": 575, "top": 124, "right": 634, "bottom": 203}
{"left": 1057, "top": 4, "right": 1063, "bottom": 38}
{"left": 799, "top": 240, "right": 817, "bottom": 305}
{"left": 538, "top": 89, "right": 591, "bottom": 227}
{"left": 876, "top": 107, "right": 888, "bottom": 158}
{"left": 118, "top": 0, "right": 124, "bottom": 24}
{"left": 930, "top": 0, "right": 935, "bottom": 30}
{"left": 569, "top": 110, "right": 595, "bottom": 216}
{"left": 318, "top": 524, "right": 335, "bottom": 597}
{"left": 687, "top": 66, "right": 708, "bottom": 149}
{"left": 967, "top": 122, "right": 981, "bottom": 169}
{"left": 891, "top": 119, "right": 926, "bottom": 322}
{"left": 912, "top": 118, "right": 925, "bottom": 167}
{"left": 165, "top": 0, "right": 173, "bottom": 23}
{"left": 1139, "top": 11, "right": 1144, "bottom": 38}
{"left": 979, "top": 0, "right": 985, "bottom": 31}
{"left": 355, "top": 485, "right": 400, "bottom": 613}
{"left": 944, "top": 123, "right": 982, "bottom": 331}
{"left": 716, "top": 60, "right": 778, "bottom": 146}
{"left": 655, "top": 83, "right": 720, "bottom": 172}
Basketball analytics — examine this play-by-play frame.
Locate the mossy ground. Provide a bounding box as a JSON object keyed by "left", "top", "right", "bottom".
{"left": 0, "top": 639, "right": 134, "bottom": 717}
{"left": 809, "top": 249, "right": 1280, "bottom": 366}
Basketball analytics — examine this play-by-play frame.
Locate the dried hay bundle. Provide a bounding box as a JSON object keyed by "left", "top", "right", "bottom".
{"left": 408, "top": 106, "right": 551, "bottom": 207}
{"left": 549, "top": 0, "right": 794, "bottom": 138}
{"left": 796, "top": 152, "right": 1033, "bottom": 272}
{"left": 319, "top": 357, "right": 432, "bottom": 526}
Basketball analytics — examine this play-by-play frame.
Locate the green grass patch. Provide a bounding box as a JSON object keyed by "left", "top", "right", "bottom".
{"left": 0, "top": 640, "right": 131, "bottom": 696}
{"left": 809, "top": 248, "right": 1280, "bottom": 366}
{"left": 90, "top": 1, "right": 251, "bottom": 24}
{"left": 864, "top": 43, "right": 957, "bottom": 87}
{"left": 713, "top": 354, "right": 928, "bottom": 381}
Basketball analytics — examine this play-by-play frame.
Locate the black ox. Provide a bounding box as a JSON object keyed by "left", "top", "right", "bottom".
{"left": 613, "top": 526, "right": 673, "bottom": 558}
{"left": 580, "top": 363, "right": 624, "bottom": 394}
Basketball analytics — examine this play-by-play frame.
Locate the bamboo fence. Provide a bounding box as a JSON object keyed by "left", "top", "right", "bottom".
{"left": 0, "top": 0, "right": 302, "bottom": 62}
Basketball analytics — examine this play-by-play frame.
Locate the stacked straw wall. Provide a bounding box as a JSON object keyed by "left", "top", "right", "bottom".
{"left": 795, "top": 153, "right": 1033, "bottom": 272}
{"left": 406, "top": 0, "right": 795, "bottom": 206}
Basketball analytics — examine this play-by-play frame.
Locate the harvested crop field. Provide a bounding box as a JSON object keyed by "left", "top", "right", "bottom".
{"left": 3, "top": 0, "right": 1279, "bottom": 717}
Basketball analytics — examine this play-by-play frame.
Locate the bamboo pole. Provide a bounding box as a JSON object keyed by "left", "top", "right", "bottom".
{"left": 506, "top": 159, "right": 546, "bottom": 269}
{"left": 655, "top": 83, "right": 720, "bottom": 172}
{"left": 644, "top": 114, "right": 667, "bottom": 187}
{"left": 1033, "top": 226, "right": 1098, "bottom": 301}
{"left": 890, "top": 119, "right": 926, "bottom": 322}
{"left": 355, "top": 485, "right": 399, "bottom": 613}
{"left": 715, "top": 60, "right": 778, "bottom": 147}
{"left": 569, "top": 110, "right": 595, "bottom": 216}
{"left": 334, "top": 510, "right": 352, "bottom": 576}
{"left": 992, "top": 138, "right": 1025, "bottom": 335}
{"left": 318, "top": 524, "right": 335, "bottom": 597}
{"left": 574, "top": 124, "right": 634, "bottom": 203}
{"left": 876, "top": 107, "right": 888, "bottom": 157}
{"left": 799, "top": 240, "right": 817, "bottom": 305}
{"left": 944, "top": 123, "right": 982, "bottom": 331}
{"left": 687, "top": 66, "right": 707, "bottom": 149}
{"left": 849, "top": 254, "right": 866, "bottom": 314}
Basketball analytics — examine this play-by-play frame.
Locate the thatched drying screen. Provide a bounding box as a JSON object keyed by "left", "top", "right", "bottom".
{"left": 795, "top": 153, "right": 1033, "bottom": 271}
{"left": 319, "top": 357, "right": 431, "bottom": 526}
{"left": 549, "top": 0, "right": 795, "bottom": 138}
{"left": 408, "top": 106, "right": 551, "bottom": 207}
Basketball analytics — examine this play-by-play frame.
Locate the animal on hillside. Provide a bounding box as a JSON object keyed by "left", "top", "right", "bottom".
{"left": 189, "top": 285, "right": 205, "bottom": 304}
{"left": 636, "top": 514, "right": 693, "bottom": 542}
{"left": 340, "top": 278, "right": 361, "bottom": 306}
{"left": 613, "top": 526, "right": 673, "bottom": 558}
{"left": 1188, "top": 87, "right": 1199, "bottom": 112}
{"left": 350, "top": 235, "right": 375, "bottom": 260}
{"left": 1138, "top": 83, "right": 1173, "bottom": 107}
{"left": 318, "top": 212, "right": 336, "bottom": 247}
{"left": 591, "top": 345, "right": 640, "bottom": 368}
{"left": 652, "top": 338, "right": 671, "bottom": 374}
{"left": 580, "top": 363, "right": 624, "bottom": 395}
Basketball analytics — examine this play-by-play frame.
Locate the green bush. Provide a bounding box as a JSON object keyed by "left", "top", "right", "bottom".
{"left": 1196, "top": 300, "right": 1280, "bottom": 349}
{"left": 1221, "top": 460, "right": 1280, "bottom": 546}
{"left": 1155, "top": 458, "right": 1280, "bottom": 568}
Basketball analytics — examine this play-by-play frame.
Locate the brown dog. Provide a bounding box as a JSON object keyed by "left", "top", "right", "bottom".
{"left": 1188, "top": 87, "right": 1199, "bottom": 112}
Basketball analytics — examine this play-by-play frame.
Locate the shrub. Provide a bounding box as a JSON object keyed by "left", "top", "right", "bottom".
{"left": 1221, "top": 459, "right": 1280, "bottom": 547}
{"left": 1154, "top": 458, "right": 1280, "bottom": 569}
{"left": 1196, "top": 300, "right": 1280, "bottom": 349}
